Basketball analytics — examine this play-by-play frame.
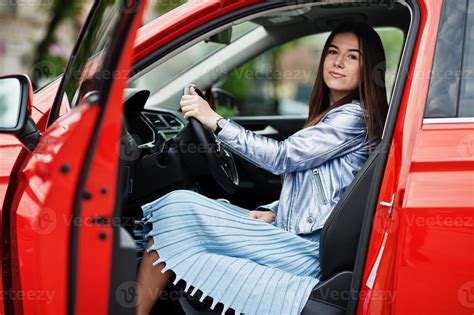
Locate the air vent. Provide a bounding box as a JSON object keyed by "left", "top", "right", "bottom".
{"left": 161, "top": 113, "right": 183, "bottom": 128}
{"left": 142, "top": 112, "right": 184, "bottom": 130}
{"left": 143, "top": 112, "right": 167, "bottom": 129}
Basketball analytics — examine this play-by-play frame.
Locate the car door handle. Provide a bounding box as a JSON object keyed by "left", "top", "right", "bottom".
{"left": 253, "top": 125, "right": 278, "bottom": 136}
{"left": 379, "top": 193, "right": 395, "bottom": 218}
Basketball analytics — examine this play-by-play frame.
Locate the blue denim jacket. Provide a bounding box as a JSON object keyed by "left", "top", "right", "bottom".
{"left": 216, "top": 101, "right": 370, "bottom": 235}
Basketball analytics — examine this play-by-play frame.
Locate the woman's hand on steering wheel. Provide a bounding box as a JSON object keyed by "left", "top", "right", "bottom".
{"left": 249, "top": 210, "right": 276, "bottom": 224}
{"left": 180, "top": 84, "right": 239, "bottom": 194}
{"left": 180, "top": 86, "right": 222, "bottom": 131}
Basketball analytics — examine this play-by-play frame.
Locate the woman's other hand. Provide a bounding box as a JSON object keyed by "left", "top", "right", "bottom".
{"left": 180, "top": 86, "right": 223, "bottom": 131}
{"left": 248, "top": 210, "right": 276, "bottom": 223}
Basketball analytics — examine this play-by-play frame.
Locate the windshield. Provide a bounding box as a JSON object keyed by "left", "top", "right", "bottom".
{"left": 129, "top": 21, "right": 259, "bottom": 95}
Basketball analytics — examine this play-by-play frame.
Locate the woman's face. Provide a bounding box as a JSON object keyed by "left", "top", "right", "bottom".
{"left": 323, "top": 32, "right": 362, "bottom": 103}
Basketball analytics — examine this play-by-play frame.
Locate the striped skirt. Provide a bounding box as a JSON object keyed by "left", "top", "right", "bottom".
{"left": 138, "top": 189, "right": 321, "bottom": 315}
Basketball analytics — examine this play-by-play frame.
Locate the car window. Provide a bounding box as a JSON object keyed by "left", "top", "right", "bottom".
{"left": 130, "top": 21, "right": 259, "bottom": 94}
{"left": 424, "top": 0, "right": 473, "bottom": 119}
{"left": 214, "top": 32, "right": 327, "bottom": 117}
{"left": 51, "top": 1, "right": 126, "bottom": 116}
{"left": 214, "top": 27, "right": 404, "bottom": 118}
{"left": 459, "top": 2, "right": 474, "bottom": 117}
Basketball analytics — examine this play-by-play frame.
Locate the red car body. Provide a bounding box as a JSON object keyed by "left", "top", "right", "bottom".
{"left": 0, "top": 0, "right": 473, "bottom": 314}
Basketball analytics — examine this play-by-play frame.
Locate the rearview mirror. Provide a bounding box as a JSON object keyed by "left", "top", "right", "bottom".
{"left": 0, "top": 74, "right": 40, "bottom": 151}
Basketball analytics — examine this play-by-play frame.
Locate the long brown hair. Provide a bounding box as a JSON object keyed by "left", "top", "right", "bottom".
{"left": 304, "top": 22, "right": 389, "bottom": 152}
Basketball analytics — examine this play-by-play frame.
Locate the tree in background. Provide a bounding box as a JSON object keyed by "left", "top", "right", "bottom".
{"left": 31, "top": 0, "right": 87, "bottom": 88}
{"left": 31, "top": 0, "right": 187, "bottom": 88}
{"left": 154, "top": 0, "right": 187, "bottom": 14}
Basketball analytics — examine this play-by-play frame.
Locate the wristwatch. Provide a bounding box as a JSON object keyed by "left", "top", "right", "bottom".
{"left": 214, "top": 117, "right": 228, "bottom": 135}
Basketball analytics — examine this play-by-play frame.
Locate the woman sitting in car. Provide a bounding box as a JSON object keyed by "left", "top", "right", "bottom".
{"left": 136, "top": 21, "right": 388, "bottom": 315}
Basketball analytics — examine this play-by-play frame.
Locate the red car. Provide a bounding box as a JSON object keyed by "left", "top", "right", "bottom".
{"left": 0, "top": 0, "right": 473, "bottom": 314}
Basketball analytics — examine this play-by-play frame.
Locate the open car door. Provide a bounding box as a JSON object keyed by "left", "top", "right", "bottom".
{"left": 2, "top": 1, "right": 147, "bottom": 314}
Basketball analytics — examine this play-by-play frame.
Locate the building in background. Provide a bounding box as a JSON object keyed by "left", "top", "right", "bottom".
{"left": 1, "top": 2, "right": 48, "bottom": 76}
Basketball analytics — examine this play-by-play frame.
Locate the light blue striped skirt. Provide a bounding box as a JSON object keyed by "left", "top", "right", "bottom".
{"left": 138, "top": 190, "right": 321, "bottom": 315}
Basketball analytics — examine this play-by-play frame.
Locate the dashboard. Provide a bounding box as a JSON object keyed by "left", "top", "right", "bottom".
{"left": 123, "top": 88, "right": 186, "bottom": 152}
{"left": 121, "top": 88, "right": 198, "bottom": 207}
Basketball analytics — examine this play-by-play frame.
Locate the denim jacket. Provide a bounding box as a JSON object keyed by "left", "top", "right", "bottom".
{"left": 216, "top": 101, "right": 370, "bottom": 235}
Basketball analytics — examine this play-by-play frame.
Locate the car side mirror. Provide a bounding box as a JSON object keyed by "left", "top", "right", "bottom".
{"left": 0, "top": 74, "right": 40, "bottom": 152}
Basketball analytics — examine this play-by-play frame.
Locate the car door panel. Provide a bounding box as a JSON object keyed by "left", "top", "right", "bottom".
{"left": 0, "top": 75, "right": 62, "bottom": 315}
{"left": 356, "top": 1, "right": 444, "bottom": 313}
{"left": 70, "top": 1, "right": 147, "bottom": 314}
{"left": 8, "top": 105, "right": 100, "bottom": 315}
{"left": 1, "top": 1, "right": 147, "bottom": 314}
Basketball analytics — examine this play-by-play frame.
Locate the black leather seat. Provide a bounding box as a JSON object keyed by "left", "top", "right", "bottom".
{"left": 301, "top": 144, "right": 382, "bottom": 314}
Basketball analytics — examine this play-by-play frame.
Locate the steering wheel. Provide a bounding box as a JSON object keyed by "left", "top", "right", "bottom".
{"left": 183, "top": 84, "right": 239, "bottom": 194}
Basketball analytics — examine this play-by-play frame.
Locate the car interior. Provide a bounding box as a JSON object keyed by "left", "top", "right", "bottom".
{"left": 116, "top": 1, "right": 413, "bottom": 314}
